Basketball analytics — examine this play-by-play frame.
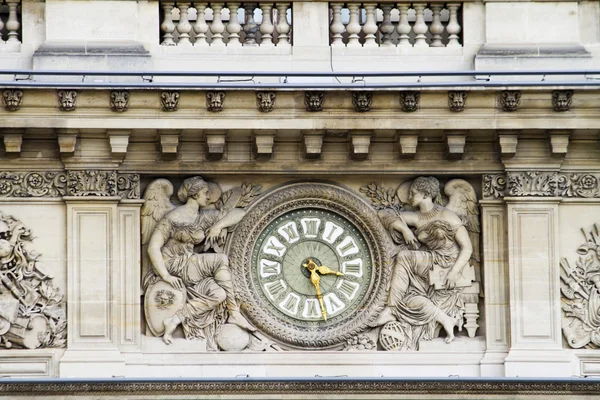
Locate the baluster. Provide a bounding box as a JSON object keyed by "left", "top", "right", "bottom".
{"left": 243, "top": 3, "right": 259, "bottom": 46}
{"left": 176, "top": 2, "right": 193, "bottom": 46}
{"left": 412, "top": 3, "right": 427, "bottom": 47}
{"left": 330, "top": 3, "right": 345, "bottom": 47}
{"left": 362, "top": 3, "right": 378, "bottom": 47}
{"left": 192, "top": 3, "right": 209, "bottom": 46}
{"left": 396, "top": 3, "right": 411, "bottom": 47}
{"left": 227, "top": 2, "right": 242, "bottom": 46}
{"left": 5, "top": 0, "right": 21, "bottom": 44}
{"left": 160, "top": 2, "right": 177, "bottom": 45}
{"left": 276, "top": 3, "right": 291, "bottom": 46}
{"left": 379, "top": 4, "right": 394, "bottom": 47}
{"left": 346, "top": 3, "right": 361, "bottom": 47}
{"left": 429, "top": 4, "right": 444, "bottom": 47}
{"left": 210, "top": 3, "right": 226, "bottom": 45}
{"left": 446, "top": 3, "right": 461, "bottom": 47}
{"left": 259, "top": 3, "right": 274, "bottom": 46}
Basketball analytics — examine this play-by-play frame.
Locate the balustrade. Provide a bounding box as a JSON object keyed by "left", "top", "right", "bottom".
{"left": 160, "top": 1, "right": 292, "bottom": 47}
{"left": 329, "top": 2, "right": 462, "bottom": 48}
{"left": 0, "top": 0, "right": 21, "bottom": 46}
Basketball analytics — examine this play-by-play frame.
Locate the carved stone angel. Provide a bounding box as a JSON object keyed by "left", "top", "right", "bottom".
{"left": 362, "top": 177, "right": 480, "bottom": 350}
{"left": 141, "top": 176, "right": 259, "bottom": 350}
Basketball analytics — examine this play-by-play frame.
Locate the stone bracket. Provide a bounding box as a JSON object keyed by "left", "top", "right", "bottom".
{"left": 56, "top": 128, "right": 79, "bottom": 155}
{"left": 445, "top": 131, "right": 467, "bottom": 160}
{"left": 350, "top": 131, "right": 372, "bottom": 160}
{"left": 2, "top": 129, "right": 24, "bottom": 154}
{"left": 498, "top": 132, "right": 519, "bottom": 159}
{"left": 107, "top": 129, "right": 131, "bottom": 160}
{"left": 205, "top": 130, "right": 226, "bottom": 160}
{"left": 158, "top": 130, "right": 180, "bottom": 160}
{"left": 397, "top": 131, "right": 419, "bottom": 159}
{"left": 253, "top": 130, "right": 275, "bottom": 160}
{"left": 302, "top": 130, "right": 324, "bottom": 159}
{"left": 549, "top": 130, "right": 570, "bottom": 158}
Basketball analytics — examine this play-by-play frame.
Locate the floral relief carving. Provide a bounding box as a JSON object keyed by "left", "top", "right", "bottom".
{"left": 304, "top": 91, "right": 324, "bottom": 112}
{"left": 0, "top": 211, "right": 66, "bottom": 349}
{"left": 0, "top": 172, "right": 67, "bottom": 198}
{"left": 484, "top": 172, "right": 600, "bottom": 198}
{"left": 507, "top": 171, "right": 557, "bottom": 197}
{"left": 352, "top": 91, "right": 372, "bottom": 112}
{"left": 67, "top": 170, "right": 117, "bottom": 197}
{"left": 110, "top": 91, "right": 130, "bottom": 112}
{"left": 207, "top": 91, "right": 225, "bottom": 112}
{"left": 482, "top": 174, "right": 507, "bottom": 199}
{"left": 256, "top": 91, "right": 276, "bottom": 112}
{"left": 57, "top": 90, "right": 77, "bottom": 111}
{"left": 399, "top": 91, "right": 420, "bottom": 112}
{"left": 3, "top": 89, "right": 23, "bottom": 112}
{"left": 161, "top": 91, "right": 180, "bottom": 112}
{"left": 117, "top": 173, "right": 140, "bottom": 199}
{"left": 558, "top": 173, "right": 600, "bottom": 198}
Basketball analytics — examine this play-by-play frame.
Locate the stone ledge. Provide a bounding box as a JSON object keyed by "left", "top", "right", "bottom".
{"left": 476, "top": 44, "right": 591, "bottom": 58}
{"left": 33, "top": 42, "right": 150, "bottom": 57}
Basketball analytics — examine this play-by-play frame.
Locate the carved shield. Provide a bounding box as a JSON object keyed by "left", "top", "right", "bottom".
{"left": 144, "top": 280, "right": 186, "bottom": 336}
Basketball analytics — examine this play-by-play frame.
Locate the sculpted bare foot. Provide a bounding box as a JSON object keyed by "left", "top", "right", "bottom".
{"left": 228, "top": 310, "right": 256, "bottom": 332}
{"left": 441, "top": 315, "right": 459, "bottom": 344}
{"left": 162, "top": 316, "right": 179, "bottom": 345}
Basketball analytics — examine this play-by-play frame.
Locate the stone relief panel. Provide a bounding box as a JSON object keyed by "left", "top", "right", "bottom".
{"left": 0, "top": 211, "right": 66, "bottom": 349}
{"left": 560, "top": 223, "right": 600, "bottom": 349}
{"left": 483, "top": 172, "right": 600, "bottom": 199}
{"left": 0, "top": 172, "right": 67, "bottom": 198}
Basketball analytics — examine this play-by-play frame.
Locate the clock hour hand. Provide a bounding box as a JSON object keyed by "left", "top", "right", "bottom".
{"left": 315, "top": 265, "right": 344, "bottom": 277}
{"left": 303, "top": 258, "right": 328, "bottom": 321}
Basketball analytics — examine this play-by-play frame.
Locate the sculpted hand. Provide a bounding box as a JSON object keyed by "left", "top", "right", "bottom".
{"left": 444, "top": 270, "right": 460, "bottom": 290}
{"left": 403, "top": 230, "right": 419, "bottom": 250}
{"left": 163, "top": 275, "right": 184, "bottom": 291}
{"left": 204, "top": 225, "right": 222, "bottom": 251}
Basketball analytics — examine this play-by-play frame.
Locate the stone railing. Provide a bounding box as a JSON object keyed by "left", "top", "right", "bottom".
{"left": 160, "top": 1, "right": 292, "bottom": 47}
{"left": 0, "top": 0, "right": 21, "bottom": 48}
{"left": 330, "top": 2, "right": 462, "bottom": 47}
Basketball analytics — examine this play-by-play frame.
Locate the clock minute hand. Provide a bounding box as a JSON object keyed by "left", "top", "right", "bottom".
{"left": 303, "top": 259, "right": 327, "bottom": 321}
{"left": 315, "top": 265, "right": 344, "bottom": 277}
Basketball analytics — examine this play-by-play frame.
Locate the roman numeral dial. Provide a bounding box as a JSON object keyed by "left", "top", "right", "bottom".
{"left": 253, "top": 209, "right": 372, "bottom": 325}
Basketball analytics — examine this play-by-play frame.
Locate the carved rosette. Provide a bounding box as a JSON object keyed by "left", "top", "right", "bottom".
{"left": 58, "top": 90, "right": 77, "bottom": 111}
{"left": 484, "top": 172, "right": 600, "bottom": 198}
{"left": 399, "top": 91, "right": 420, "bottom": 112}
{"left": 227, "top": 182, "right": 393, "bottom": 348}
{"left": 0, "top": 172, "right": 67, "bottom": 197}
{"left": 161, "top": 91, "right": 180, "bottom": 112}
{"left": 3, "top": 89, "right": 23, "bottom": 112}
{"left": 117, "top": 173, "right": 141, "bottom": 199}
{"left": 352, "top": 92, "right": 372, "bottom": 112}
{"left": 558, "top": 173, "right": 600, "bottom": 198}
{"left": 67, "top": 170, "right": 118, "bottom": 197}
{"left": 304, "top": 91, "right": 324, "bottom": 112}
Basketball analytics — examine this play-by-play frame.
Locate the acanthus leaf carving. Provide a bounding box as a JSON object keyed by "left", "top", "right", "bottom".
{"left": 482, "top": 174, "right": 507, "bottom": 199}
{"left": 67, "top": 170, "right": 117, "bottom": 197}
{"left": 557, "top": 173, "right": 600, "bottom": 198}
{"left": 117, "top": 173, "right": 141, "bottom": 199}
{"left": 507, "top": 171, "right": 557, "bottom": 197}
{"left": 0, "top": 172, "right": 67, "bottom": 198}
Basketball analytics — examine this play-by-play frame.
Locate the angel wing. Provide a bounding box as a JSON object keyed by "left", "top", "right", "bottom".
{"left": 444, "top": 179, "right": 480, "bottom": 264}
{"left": 141, "top": 179, "right": 176, "bottom": 292}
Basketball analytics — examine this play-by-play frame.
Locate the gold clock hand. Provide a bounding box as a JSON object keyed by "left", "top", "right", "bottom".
{"left": 310, "top": 270, "right": 327, "bottom": 321}
{"left": 315, "top": 265, "right": 344, "bottom": 277}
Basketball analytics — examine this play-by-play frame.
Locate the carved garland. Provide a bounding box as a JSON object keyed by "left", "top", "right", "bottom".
{"left": 227, "top": 182, "right": 393, "bottom": 348}
{"left": 483, "top": 172, "right": 600, "bottom": 199}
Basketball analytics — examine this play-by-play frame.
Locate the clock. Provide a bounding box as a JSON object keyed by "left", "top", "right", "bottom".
{"left": 228, "top": 182, "right": 392, "bottom": 349}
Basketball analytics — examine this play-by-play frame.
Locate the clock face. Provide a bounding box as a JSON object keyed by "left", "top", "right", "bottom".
{"left": 228, "top": 182, "right": 392, "bottom": 349}
{"left": 252, "top": 209, "right": 372, "bottom": 325}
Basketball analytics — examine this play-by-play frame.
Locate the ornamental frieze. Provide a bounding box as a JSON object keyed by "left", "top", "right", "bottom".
{"left": 0, "top": 172, "right": 67, "bottom": 198}
{"left": 483, "top": 172, "right": 600, "bottom": 198}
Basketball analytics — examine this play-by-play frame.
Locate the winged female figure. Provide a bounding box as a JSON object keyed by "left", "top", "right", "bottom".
{"left": 141, "top": 176, "right": 256, "bottom": 349}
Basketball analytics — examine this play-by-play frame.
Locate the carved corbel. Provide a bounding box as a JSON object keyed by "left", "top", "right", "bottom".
{"left": 445, "top": 131, "right": 467, "bottom": 160}
{"left": 253, "top": 130, "right": 275, "bottom": 160}
{"left": 2, "top": 129, "right": 23, "bottom": 154}
{"left": 397, "top": 131, "right": 419, "bottom": 159}
{"left": 498, "top": 131, "right": 519, "bottom": 158}
{"left": 56, "top": 128, "right": 79, "bottom": 154}
{"left": 205, "top": 130, "right": 226, "bottom": 160}
{"left": 549, "top": 130, "right": 570, "bottom": 157}
{"left": 302, "top": 130, "right": 324, "bottom": 159}
{"left": 158, "top": 130, "right": 180, "bottom": 159}
{"left": 350, "top": 131, "right": 372, "bottom": 160}
{"left": 107, "top": 129, "right": 131, "bottom": 160}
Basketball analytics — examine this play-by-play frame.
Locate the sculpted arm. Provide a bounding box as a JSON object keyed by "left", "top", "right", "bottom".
{"left": 378, "top": 210, "right": 419, "bottom": 249}
{"left": 444, "top": 225, "right": 473, "bottom": 289}
{"left": 148, "top": 225, "right": 184, "bottom": 290}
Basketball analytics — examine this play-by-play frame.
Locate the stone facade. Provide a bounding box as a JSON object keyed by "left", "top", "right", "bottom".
{"left": 0, "top": 0, "right": 599, "bottom": 390}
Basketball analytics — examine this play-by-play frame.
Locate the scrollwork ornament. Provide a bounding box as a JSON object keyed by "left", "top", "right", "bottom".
{"left": 558, "top": 173, "right": 600, "bottom": 198}
{"left": 67, "top": 170, "right": 117, "bottom": 197}
{"left": 161, "top": 91, "right": 180, "bottom": 112}
{"left": 207, "top": 91, "right": 225, "bottom": 112}
{"left": 304, "top": 91, "right": 324, "bottom": 112}
{"left": 482, "top": 174, "right": 507, "bottom": 199}
{"left": 399, "top": 91, "right": 420, "bottom": 112}
{"left": 448, "top": 91, "right": 467, "bottom": 112}
{"left": 110, "top": 90, "right": 130, "bottom": 112}
{"left": 117, "top": 173, "right": 140, "bottom": 199}
{"left": 507, "top": 171, "right": 557, "bottom": 197}
{"left": 57, "top": 90, "right": 77, "bottom": 111}
{"left": 256, "top": 91, "right": 276, "bottom": 112}
{"left": 352, "top": 91, "right": 372, "bottom": 112}
{"left": 3, "top": 89, "right": 23, "bottom": 112}
{"left": 0, "top": 172, "right": 66, "bottom": 198}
